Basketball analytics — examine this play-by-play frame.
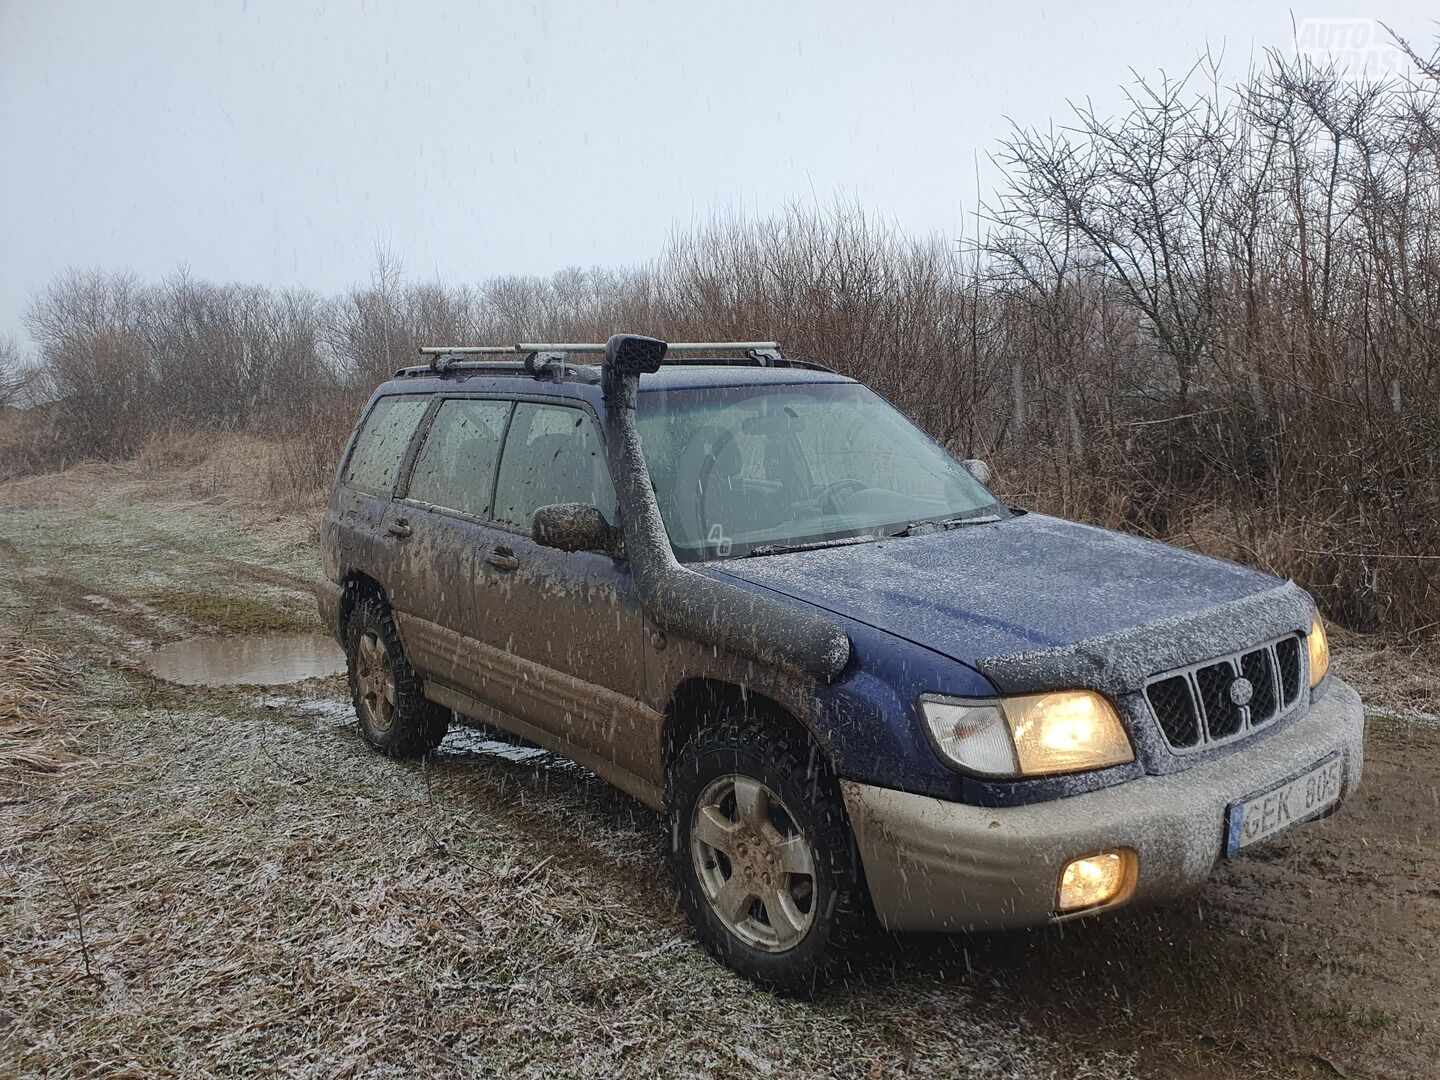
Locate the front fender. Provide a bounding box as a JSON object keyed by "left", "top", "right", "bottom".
{"left": 807, "top": 618, "right": 998, "bottom": 799}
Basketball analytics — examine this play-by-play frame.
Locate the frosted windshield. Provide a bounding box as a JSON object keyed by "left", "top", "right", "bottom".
{"left": 636, "top": 382, "right": 1003, "bottom": 561}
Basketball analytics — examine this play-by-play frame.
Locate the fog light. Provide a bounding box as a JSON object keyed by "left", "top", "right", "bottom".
{"left": 1057, "top": 849, "right": 1135, "bottom": 913}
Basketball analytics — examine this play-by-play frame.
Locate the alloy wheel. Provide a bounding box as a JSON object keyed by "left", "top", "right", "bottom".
{"left": 690, "top": 774, "right": 818, "bottom": 952}
{"left": 355, "top": 628, "right": 396, "bottom": 733}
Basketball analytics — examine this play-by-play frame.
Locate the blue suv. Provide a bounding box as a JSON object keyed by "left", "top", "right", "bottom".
{"left": 317, "top": 334, "right": 1365, "bottom": 993}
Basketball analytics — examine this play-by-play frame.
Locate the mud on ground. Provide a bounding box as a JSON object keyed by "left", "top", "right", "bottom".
{"left": 0, "top": 461, "right": 1437, "bottom": 1079}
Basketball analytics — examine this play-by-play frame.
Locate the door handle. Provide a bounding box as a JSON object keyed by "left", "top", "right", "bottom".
{"left": 486, "top": 546, "right": 520, "bottom": 571}
{"left": 386, "top": 519, "right": 413, "bottom": 539}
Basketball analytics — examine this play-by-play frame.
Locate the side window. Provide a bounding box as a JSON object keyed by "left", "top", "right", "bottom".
{"left": 493, "top": 403, "right": 617, "bottom": 531}
{"left": 343, "top": 396, "right": 430, "bottom": 496}
{"left": 406, "top": 399, "right": 512, "bottom": 517}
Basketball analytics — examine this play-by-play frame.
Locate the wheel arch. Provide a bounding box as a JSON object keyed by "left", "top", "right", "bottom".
{"left": 662, "top": 677, "right": 835, "bottom": 787}
{"left": 339, "top": 570, "right": 386, "bottom": 636}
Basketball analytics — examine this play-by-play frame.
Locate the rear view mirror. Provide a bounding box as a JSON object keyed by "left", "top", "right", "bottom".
{"left": 532, "top": 503, "right": 622, "bottom": 555}
{"left": 741, "top": 406, "right": 807, "bottom": 435}
{"left": 962, "top": 459, "right": 993, "bottom": 486}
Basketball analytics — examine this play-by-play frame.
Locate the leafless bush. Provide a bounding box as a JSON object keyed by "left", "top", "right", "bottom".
{"left": 23, "top": 269, "right": 339, "bottom": 464}
{"left": 13, "top": 40, "right": 1439, "bottom": 637}
{"left": 984, "top": 47, "right": 1440, "bottom": 635}
{"left": 0, "top": 336, "right": 34, "bottom": 410}
{"left": 259, "top": 392, "right": 368, "bottom": 508}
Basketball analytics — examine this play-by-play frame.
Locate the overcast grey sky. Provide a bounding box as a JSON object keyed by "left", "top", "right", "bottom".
{"left": 1, "top": 0, "right": 1434, "bottom": 346}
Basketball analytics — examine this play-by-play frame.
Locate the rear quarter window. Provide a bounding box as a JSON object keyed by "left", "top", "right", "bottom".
{"left": 343, "top": 396, "right": 430, "bottom": 496}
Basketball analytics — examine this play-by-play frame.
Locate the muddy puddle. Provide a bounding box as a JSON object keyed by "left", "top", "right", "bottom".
{"left": 145, "top": 632, "right": 345, "bottom": 686}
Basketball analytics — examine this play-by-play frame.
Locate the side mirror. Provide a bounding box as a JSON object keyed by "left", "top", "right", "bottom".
{"left": 962, "top": 459, "right": 993, "bottom": 486}
{"left": 532, "top": 503, "right": 622, "bottom": 556}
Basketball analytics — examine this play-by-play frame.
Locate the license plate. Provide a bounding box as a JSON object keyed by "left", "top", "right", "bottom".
{"left": 1225, "top": 754, "right": 1344, "bottom": 855}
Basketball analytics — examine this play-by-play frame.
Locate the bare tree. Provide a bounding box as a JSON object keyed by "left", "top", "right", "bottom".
{"left": 0, "top": 336, "right": 33, "bottom": 408}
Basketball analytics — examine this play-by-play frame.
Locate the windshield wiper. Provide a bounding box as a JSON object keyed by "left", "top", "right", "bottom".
{"left": 734, "top": 513, "right": 1002, "bottom": 557}
{"left": 742, "top": 534, "right": 885, "bottom": 558}
{"left": 891, "top": 513, "right": 1002, "bottom": 537}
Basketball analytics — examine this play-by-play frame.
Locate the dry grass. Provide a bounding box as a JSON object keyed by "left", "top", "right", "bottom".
{"left": 0, "top": 668, "right": 1116, "bottom": 1080}
{"left": 0, "top": 637, "right": 88, "bottom": 787}
{"left": 141, "top": 429, "right": 337, "bottom": 514}
{"left": 1326, "top": 630, "right": 1440, "bottom": 723}
{"left": 134, "top": 429, "right": 213, "bottom": 472}
{"left": 0, "top": 428, "right": 336, "bottom": 523}
{"left": 0, "top": 405, "right": 58, "bottom": 484}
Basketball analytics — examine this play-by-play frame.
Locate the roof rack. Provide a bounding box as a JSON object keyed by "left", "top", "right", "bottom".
{"left": 396, "top": 340, "right": 834, "bottom": 380}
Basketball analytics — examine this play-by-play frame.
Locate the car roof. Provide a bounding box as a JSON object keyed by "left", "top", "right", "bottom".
{"left": 376, "top": 363, "right": 855, "bottom": 404}
{"left": 637, "top": 366, "right": 855, "bottom": 391}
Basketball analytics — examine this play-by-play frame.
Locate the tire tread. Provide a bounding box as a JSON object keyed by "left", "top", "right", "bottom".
{"left": 667, "top": 709, "right": 871, "bottom": 995}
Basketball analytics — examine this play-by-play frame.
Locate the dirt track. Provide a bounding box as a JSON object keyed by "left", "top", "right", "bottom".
{"left": 1, "top": 468, "right": 1437, "bottom": 1078}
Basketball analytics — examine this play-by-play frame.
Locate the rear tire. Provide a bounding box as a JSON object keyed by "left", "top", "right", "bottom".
{"left": 667, "top": 712, "right": 871, "bottom": 995}
{"left": 344, "top": 593, "right": 448, "bottom": 757}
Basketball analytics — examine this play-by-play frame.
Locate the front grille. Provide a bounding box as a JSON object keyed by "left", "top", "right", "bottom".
{"left": 1240, "top": 648, "right": 1278, "bottom": 719}
{"left": 1147, "top": 675, "right": 1199, "bottom": 746}
{"left": 1144, "top": 635, "right": 1306, "bottom": 752}
{"left": 1275, "top": 637, "right": 1303, "bottom": 706}
{"left": 1195, "top": 664, "right": 1243, "bottom": 737}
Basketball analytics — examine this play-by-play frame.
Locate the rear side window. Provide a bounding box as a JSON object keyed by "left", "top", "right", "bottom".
{"left": 493, "top": 403, "right": 616, "bottom": 531}
{"left": 343, "top": 396, "right": 430, "bottom": 496}
{"left": 406, "top": 398, "right": 512, "bottom": 517}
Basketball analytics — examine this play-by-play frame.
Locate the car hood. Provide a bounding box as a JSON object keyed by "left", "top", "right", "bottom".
{"left": 706, "top": 513, "right": 1312, "bottom": 695}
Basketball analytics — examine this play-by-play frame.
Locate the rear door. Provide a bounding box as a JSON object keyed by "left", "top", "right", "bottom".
{"left": 333, "top": 394, "right": 433, "bottom": 604}
{"left": 388, "top": 396, "right": 512, "bottom": 688}
{"left": 481, "top": 400, "right": 652, "bottom": 776}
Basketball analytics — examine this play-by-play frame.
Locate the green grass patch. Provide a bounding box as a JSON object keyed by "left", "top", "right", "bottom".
{"left": 148, "top": 588, "right": 317, "bottom": 634}
{"left": 1306, "top": 1001, "right": 1402, "bottom": 1034}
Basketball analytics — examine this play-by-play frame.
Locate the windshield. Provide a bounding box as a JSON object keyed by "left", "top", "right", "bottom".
{"left": 636, "top": 381, "right": 1005, "bottom": 561}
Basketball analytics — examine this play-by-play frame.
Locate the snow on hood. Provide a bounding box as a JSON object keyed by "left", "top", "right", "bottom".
{"left": 708, "top": 512, "right": 1312, "bottom": 695}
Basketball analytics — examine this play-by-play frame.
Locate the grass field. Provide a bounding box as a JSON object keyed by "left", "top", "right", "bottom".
{"left": 1, "top": 455, "right": 1437, "bottom": 1079}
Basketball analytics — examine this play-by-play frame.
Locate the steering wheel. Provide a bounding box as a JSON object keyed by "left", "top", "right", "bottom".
{"left": 819, "top": 478, "right": 868, "bottom": 514}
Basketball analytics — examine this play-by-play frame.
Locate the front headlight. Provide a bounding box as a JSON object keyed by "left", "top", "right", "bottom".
{"left": 1308, "top": 614, "right": 1330, "bottom": 688}
{"left": 919, "top": 691, "right": 1134, "bottom": 778}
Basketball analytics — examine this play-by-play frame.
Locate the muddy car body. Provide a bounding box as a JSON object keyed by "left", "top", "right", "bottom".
{"left": 317, "top": 335, "right": 1365, "bottom": 992}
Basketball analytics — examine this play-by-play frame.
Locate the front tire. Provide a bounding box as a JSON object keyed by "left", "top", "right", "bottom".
{"left": 667, "top": 714, "right": 870, "bottom": 995}
{"left": 345, "top": 594, "right": 448, "bottom": 757}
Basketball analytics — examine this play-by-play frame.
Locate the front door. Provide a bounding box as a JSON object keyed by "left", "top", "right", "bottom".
{"left": 479, "top": 400, "right": 653, "bottom": 779}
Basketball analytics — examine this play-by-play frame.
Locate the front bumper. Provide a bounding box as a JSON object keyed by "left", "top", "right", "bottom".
{"left": 842, "top": 677, "right": 1365, "bottom": 932}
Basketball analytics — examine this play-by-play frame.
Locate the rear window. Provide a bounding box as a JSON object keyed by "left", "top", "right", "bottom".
{"left": 343, "top": 396, "right": 429, "bottom": 496}
{"left": 406, "top": 398, "right": 512, "bottom": 517}
{"left": 493, "top": 403, "right": 616, "bottom": 530}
